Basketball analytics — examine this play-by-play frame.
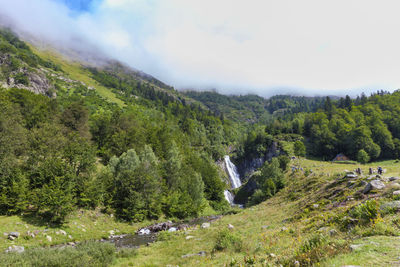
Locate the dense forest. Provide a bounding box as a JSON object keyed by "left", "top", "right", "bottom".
{"left": 0, "top": 29, "right": 243, "bottom": 223}
{"left": 2, "top": 27, "right": 400, "bottom": 226}
{"left": 260, "top": 92, "right": 400, "bottom": 161}
{"left": 188, "top": 87, "right": 400, "bottom": 164}
{"left": 184, "top": 90, "right": 327, "bottom": 123}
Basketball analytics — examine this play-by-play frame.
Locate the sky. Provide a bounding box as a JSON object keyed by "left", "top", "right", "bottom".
{"left": 0, "top": 0, "right": 400, "bottom": 97}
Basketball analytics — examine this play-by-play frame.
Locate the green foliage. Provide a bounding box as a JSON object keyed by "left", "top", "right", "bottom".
{"left": 294, "top": 234, "right": 347, "bottom": 266}
{"left": 214, "top": 229, "right": 243, "bottom": 252}
{"left": 13, "top": 72, "right": 29, "bottom": 86}
{"left": 245, "top": 158, "right": 285, "bottom": 206}
{"left": 278, "top": 155, "right": 290, "bottom": 171}
{"left": 299, "top": 234, "right": 326, "bottom": 254}
{"left": 0, "top": 241, "right": 116, "bottom": 267}
{"left": 357, "top": 149, "right": 370, "bottom": 164}
{"left": 294, "top": 140, "right": 306, "bottom": 157}
{"left": 108, "top": 146, "right": 162, "bottom": 222}
{"left": 350, "top": 200, "right": 379, "bottom": 225}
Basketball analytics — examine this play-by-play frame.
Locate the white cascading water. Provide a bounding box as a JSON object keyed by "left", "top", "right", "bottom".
{"left": 223, "top": 155, "right": 242, "bottom": 205}
{"left": 224, "top": 156, "right": 242, "bottom": 189}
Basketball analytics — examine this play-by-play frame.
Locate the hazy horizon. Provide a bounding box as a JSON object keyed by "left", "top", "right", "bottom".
{"left": 0, "top": 0, "right": 399, "bottom": 97}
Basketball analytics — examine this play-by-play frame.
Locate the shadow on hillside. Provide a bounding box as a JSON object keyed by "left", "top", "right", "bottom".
{"left": 20, "top": 212, "right": 62, "bottom": 229}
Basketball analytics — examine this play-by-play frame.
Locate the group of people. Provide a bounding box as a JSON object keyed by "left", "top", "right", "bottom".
{"left": 367, "top": 167, "right": 383, "bottom": 175}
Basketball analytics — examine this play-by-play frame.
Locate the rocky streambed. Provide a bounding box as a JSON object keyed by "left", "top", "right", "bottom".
{"left": 104, "top": 215, "right": 222, "bottom": 248}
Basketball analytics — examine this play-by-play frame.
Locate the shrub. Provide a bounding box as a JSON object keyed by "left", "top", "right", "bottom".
{"left": 299, "top": 234, "right": 326, "bottom": 254}
{"left": 249, "top": 189, "right": 267, "bottom": 206}
{"left": 294, "top": 140, "right": 306, "bottom": 157}
{"left": 13, "top": 72, "right": 30, "bottom": 86}
{"left": 214, "top": 229, "right": 243, "bottom": 252}
{"left": 357, "top": 149, "right": 370, "bottom": 164}
{"left": 0, "top": 241, "right": 116, "bottom": 267}
{"left": 294, "top": 235, "right": 348, "bottom": 266}
{"left": 278, "top": 155, "right": 290, "bottom": 171}
{"left": 350, "top": 200, "right": 379, "bottom": 225}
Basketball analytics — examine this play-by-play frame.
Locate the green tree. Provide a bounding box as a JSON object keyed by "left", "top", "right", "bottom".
{"left": 357, "top": 149, "right": 370, "bottom": 164}
{"left": 278, "top": 155, "right": 290, "bottom": 171}
{"left": 111, "top": 146, "right": 162, "bottom": 222}
{"left": 294, "top": 140, "right": 306, "bottom": 157}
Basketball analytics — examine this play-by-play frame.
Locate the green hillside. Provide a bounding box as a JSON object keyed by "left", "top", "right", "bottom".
{"left": 1, "top": 27, "right": 400, "bottom": 267}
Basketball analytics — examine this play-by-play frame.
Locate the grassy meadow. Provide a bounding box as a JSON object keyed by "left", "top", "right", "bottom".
{"left": 1, "top": 158, "right": 400, "bottom": 266}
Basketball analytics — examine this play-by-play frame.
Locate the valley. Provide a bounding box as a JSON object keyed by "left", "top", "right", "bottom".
{"left": 0, "top": 24, "right": 400, "bottom": 267}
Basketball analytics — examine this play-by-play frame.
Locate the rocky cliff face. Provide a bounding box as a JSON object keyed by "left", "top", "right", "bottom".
{"left": 0, "top": 54, "right": 54, "bottom": 97}
{"left": 237, "top": 141, "right": 281, "bottom": 179}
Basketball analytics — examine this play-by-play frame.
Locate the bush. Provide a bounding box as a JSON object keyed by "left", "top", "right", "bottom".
{"left": 294, "top": 140, "right": 306, "bottom": 157}
{"left": 13, "top": 72, "right": 29, "bottom": 86}
{"left": 278, "top": 155, "right": 290, "bottom": 171}
{"left": 294, "top": 234, "right": 348, "bottom": 266}
{"left": 299, "top": 234, "right": 326, "bottom": 254}
{"left": 357, "top": 149, "right": 370, "bottom": 164}
{"left": 0, "top": 241, "right": 116, "bottom": 267}
{"left": 350, "top": 200, "right": 379, "bottom": 225}
{"left": 214, "top": 229, "right": 243, "bottom": 252}
{"left": 249, "top": 189, "right": 267, "bottom": 206}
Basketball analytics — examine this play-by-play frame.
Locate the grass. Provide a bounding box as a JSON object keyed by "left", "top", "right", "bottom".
{"left": 113, "top": 158, "right": 400, "bottom": 266}
{"left": 1, "top": 158, "right": 399, "bottom": 266}
{"left": 322, "top": 236, "right": 400, "bottom": 266}
{"left": 30, "top": 46, "right": 125, "bottom": 107}
{"left": 0, "top": 209, "right": 152, "bottom": 251}
{"left": 0, "top": 241, "right": 117, "bottom": 267}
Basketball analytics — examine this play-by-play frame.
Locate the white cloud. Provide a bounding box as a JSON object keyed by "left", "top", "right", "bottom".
{"left": 0, "top": 0, "right": 400, "bottom": 96}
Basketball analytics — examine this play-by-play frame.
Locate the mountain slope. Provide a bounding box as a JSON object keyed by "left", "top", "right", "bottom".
{"left": 0, "top": 27, "right": 242, "bottom": 225}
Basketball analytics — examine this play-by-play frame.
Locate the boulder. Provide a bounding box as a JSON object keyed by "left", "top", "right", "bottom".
{"left": 349, "top": 244, "right": 363, "bottom": 251}
{"left": 329, "top": 229, "right": 338, "bottom": 236}
{"left": 228, "top": 224, "right": 234, "bottom": 229}
{"left": 185, "top": 235, "right": 194, "bottom": 240}
{"left": 168, "top": 227, "right": 177, "bottom": 232}
{"left": 8, "top": 232, "right": 20, "bottom": 238}
{"left": 5, "top": 245, "right": 24, "bottom": 253}
{"left": 139, "top": 221, "right": 174, "bottom": 233}
{"left": 389, "top": 177, "right": 400, "bottom": 182}
{"left": 46, "top": 235, "right": 52, "bottom": 242}
{"left": 363, "top": 180, "right": 385, "bottom": 193}
{"left": 380, "top": 201, "right": 400, "bottom": 212}
{"left": 393, "top": 190, "right": 400, "bottom": 196}
{"left": 138, "top": 229, "right": 151, "bottom": 235}
{"left": 177, "top": 224, "right": 189, "bottom": 231}
{"left": 59, "top": 230, "right": 67, "bottom": 236}
{"left": 201, "top": 223, "right": 210, "bottom": 229}
{"left": 26, "top": 231, "right": 35, "bottom": 238}
{"left": 8, "top": 232, "right": 20, "bottom": 240}
{"left": 390, "top": 183, "right": 400, "bottom": 189}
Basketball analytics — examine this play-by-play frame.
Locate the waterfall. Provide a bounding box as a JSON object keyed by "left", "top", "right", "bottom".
{"left": 223, "top": 155, "right": 242, "bottom": 205}
{"left": 224, "top": 190, "right": 234, "bottom": 204}
{"left": 224, "top": 155, "right": 242, "bottom": 189}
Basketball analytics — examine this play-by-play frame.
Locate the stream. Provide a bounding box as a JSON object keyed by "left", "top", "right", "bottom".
{"left": 105, "top": 215, "right": 222, "bottom": 248}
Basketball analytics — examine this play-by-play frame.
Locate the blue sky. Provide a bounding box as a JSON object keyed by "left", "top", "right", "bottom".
{"left": 1, "top": 0, "right": 400, "bottom": 97}
{"left": 57, "top": 0, "right": 95, "bottom": 11}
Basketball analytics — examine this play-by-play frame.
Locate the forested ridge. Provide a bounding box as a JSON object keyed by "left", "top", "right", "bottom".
{"left": 0, "top": 29, "right": 240, "bottom": 223}
{"left": 189, "top": 88, "right": 400, "bottom": 163}
{"left": 2, "top": 27, "right": 400, "bottom": 226}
